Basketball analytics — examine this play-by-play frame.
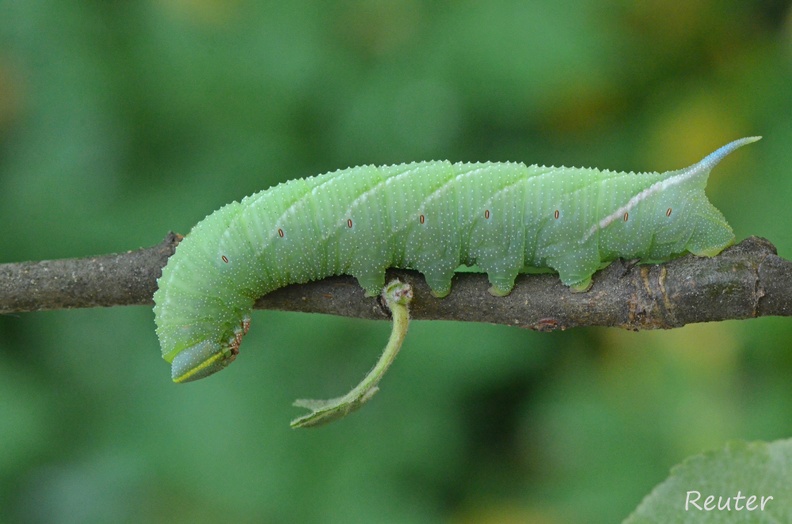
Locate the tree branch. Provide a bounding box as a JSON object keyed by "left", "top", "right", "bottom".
{"left": 1, "top": 234, "right": 789, "bottom": 330}
{"left": 0, "top": 232, "right": 181, "bottom": 313}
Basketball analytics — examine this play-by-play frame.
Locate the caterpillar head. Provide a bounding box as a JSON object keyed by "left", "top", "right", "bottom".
{"left": 170, "top": 315, "right": 251, "bottom": 383}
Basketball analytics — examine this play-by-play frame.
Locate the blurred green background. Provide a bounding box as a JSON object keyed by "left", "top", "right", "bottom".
{"left": 1, "top": 1, "right": 791, "bottom": 522}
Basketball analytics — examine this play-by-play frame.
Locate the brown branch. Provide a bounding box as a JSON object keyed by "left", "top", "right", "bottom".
{"left": 0, "top": 232, "right": 181, "bottom": 313}
{"left": 1, "top": 235, "right": 790, "bottom": 330}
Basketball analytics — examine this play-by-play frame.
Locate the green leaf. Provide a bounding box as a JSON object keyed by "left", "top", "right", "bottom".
{"left": 624, "top": 438, "right": 792, "bottom": 523}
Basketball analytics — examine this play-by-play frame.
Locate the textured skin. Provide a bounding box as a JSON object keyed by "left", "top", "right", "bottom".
{"left": 153, "top": 137, "right": 758, "bottom": 382}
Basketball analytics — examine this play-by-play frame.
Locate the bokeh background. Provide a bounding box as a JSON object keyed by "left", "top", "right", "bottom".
{"left": 1, "top": 2, "right": 791, "bottom": 522}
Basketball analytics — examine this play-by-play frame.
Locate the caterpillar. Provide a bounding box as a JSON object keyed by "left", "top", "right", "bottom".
{"left": 153, "top": 137, "right": 759, "bottom": 385}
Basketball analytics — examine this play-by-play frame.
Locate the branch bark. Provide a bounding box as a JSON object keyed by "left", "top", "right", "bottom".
{"left": 1, "top": 234, "right": 789, "bottom": 330}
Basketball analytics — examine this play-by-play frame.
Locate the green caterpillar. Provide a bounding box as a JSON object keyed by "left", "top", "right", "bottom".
{"left": 153, "top": 137, "right": 759, "bottom": 384}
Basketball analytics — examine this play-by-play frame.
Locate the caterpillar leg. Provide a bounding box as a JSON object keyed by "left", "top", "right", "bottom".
{"left": 487, "top": 272, "right": 518, "bottom": 297}
{"left": 422, "top": 269, "right": 454, "bottom": 298}
{"left": 569, "top": 277, "right": 593, "bottom": 293}
{"left": 290, "top": 279, "right": 413, "bottom": 428}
